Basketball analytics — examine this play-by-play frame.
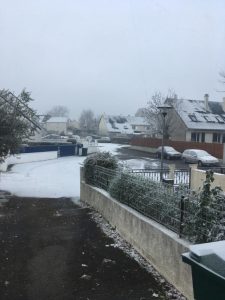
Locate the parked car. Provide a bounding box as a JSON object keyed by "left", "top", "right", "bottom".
{"left": 98, "top": 136, "right": 111, "bottom": 143}
{"left": 156, "top": 146, "right": 181, "bottom": 159}
{"left": 42, "top": 134, "right": 62, "bottom": 140}
{"left": 182, "top": 149, "right": 219, "bottom": 166}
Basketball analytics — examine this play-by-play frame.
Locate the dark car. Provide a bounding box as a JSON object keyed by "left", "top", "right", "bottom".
{"left": 156, "top": 146, "right": 181, "bottom": 159}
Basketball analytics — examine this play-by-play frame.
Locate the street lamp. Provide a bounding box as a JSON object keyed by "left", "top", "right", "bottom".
{"left": 157, "top": 105, "right": 173, "bottom": 181}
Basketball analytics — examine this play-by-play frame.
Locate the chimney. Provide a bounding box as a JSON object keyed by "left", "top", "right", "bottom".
{"left": 223, "top": 97, "right": 225, "bottom": 112}
{"left": 204, "top": 94, "right": 209, "bottom": 111}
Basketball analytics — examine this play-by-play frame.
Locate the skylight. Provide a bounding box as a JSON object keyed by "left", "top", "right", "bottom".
{"left": 203, "top": 116, "right": 215, "bottom": 123}
{"left": 188, "top": 114, "right": 198, "bottom": 122}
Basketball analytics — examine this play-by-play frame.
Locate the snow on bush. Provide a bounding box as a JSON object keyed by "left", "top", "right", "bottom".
{"left": 183, "top": 170, "right": 225, "bottom": 243}
{"left": 85, "top": 153, "right": 225, "bottom": 244}
{"left": 83, "top": 151, "right": 118, "bottom": 184}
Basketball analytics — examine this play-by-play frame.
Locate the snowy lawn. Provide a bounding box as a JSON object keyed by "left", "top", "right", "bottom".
{"left": 0, "top": 156, "right": 85, "bottom": 198}
{"left": 0, "top": 143, "right": 126, "bottom": 198}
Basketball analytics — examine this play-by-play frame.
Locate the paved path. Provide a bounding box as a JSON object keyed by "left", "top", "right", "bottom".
{"left": 0, "top": 196, "right": 171, "bottom": 300}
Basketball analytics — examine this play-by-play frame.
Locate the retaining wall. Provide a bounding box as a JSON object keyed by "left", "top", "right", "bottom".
{"left": 80, "top": 169, "right": 194, "bottom": 300}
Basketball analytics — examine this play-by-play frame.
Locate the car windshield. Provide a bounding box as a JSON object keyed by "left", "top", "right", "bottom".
{"left": 164, "top": 147, "right": 176, "bottom": 152}
{"left": 194, "top": 150, "right": 210, "bottom": 157}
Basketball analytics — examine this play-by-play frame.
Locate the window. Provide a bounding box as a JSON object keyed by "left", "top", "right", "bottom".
{"left": 215, "top": 116, "right": 224, "bottom": 123}
{"left": 213, "top": 133, "right": 221, "bottom": 143}
{"left": 203, "top": 116, "right": 215, "bottom": 123}
{"left": 191, "top": 132, "right": 205, "bottom": 142}
{"left": 189, "top": 114, "right": 198, "bottom": 122}
{"left": 191, "top": 132, "right": 200, "bottom": 142}
{"left": 201, "top": 132, "right": 205, "bottom": 143}
{"left": 222, "top": 134, "right": 225, "bottom": 143}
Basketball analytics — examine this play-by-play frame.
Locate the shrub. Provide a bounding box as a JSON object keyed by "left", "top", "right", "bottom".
{"left": 83, "top": 151, "right": 118, "bottom": 184}
{"left": 109, "top": 172, "right": 181, "bottom": 227}
{"left": 183, "top": 170, "right": 225, "bottom": 243}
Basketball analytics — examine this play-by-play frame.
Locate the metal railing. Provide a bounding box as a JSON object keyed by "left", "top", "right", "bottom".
{"left": 86, "top": 165, "right": 225, "bottom": 243}
{"left": 131, "top": 168, "right": 190, "bottom": 186}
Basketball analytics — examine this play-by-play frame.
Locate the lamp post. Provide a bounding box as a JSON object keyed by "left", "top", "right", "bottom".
{"left": 157, "top": 105, "right": 173, "bottom": 181}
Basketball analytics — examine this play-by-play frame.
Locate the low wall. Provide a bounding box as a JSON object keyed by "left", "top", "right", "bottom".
{"left": 190, "top": 166, "right": 225, "bottom": 191}
{"left": 80, "top": 172, "right": 194, "bottom": 300}
{"left": 130, "top": 145, "right": 157, "bottom": 154}
{"left": 0, "top": 151, "right": 58, "bottom": 171}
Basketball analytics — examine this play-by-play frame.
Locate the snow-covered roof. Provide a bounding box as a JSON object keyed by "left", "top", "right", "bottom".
{"left": 126, "top": 116, "right": 148, "bottom": 126}
{"left": 167, "top": 98, "right": 225, "bottom": 131}
{"left": 103, "top": 115, "right": 148, "bottom": 134}
{"left": 106, "top": 115, "right": 133, "bottom": 133}
{"left": 46, "top": 117, "right": 68, "bottom": 123}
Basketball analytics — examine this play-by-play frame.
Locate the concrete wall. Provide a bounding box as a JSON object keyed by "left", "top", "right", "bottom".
{"left": 0, "top": 151, "right": 58, "bottom": 171}
{"left": 190, "top": 166, "right": 225, "bottom": 191}
{"left": 80, "top": 172, "right": 194, "bottom": 300}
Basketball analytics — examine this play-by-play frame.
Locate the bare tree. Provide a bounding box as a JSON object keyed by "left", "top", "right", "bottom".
{"left": 79, "top": 109, "right": 95, "bottom": 131}
{"left": 135, "top": 108, "right": 147, "bottom": 117}
{"left": 47, "top": 105, "right": 69, "bottom": 117}
{"left": 144, "top": 90, "right": 178, "bottom": 138}
{"left": 218, "top": 71, "right": 225, "bottom": 92}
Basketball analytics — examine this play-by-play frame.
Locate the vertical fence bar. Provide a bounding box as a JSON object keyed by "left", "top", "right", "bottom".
{"left": 179, "top": 195, "right": 185, "bottom": 238}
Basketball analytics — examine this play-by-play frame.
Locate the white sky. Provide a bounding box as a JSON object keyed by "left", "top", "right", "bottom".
{"left": 0, "top": 0, "right": 225, "bottom": 119}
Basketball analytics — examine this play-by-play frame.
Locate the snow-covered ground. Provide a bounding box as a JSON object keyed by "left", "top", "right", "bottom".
{"left": 0, "top": 143, "right": 126, "bottom": 198}
{"left": 97, "top": 143, "right": 126, "bottom": 155}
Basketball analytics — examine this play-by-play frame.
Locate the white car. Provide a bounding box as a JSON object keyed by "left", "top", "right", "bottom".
{"left": 182, "top": 149, "right": 219, "bottom": 166}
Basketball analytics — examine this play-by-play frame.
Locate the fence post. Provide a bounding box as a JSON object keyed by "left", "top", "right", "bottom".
{"left": 179, "top": 195, "right": 185, "bottom": 238}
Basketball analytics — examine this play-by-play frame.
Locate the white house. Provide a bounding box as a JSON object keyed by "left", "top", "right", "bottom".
{"left": 44, "top": 117, "right": 68, "bottom": 134}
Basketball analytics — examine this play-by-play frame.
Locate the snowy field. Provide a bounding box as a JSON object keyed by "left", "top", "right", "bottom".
{"left": 0, "top": 143, "right": 126, "bottom": 198}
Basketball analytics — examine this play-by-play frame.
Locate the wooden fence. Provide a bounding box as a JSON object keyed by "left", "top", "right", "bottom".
{"left": 131, "top": 137, "right": 224, "bottom": 159}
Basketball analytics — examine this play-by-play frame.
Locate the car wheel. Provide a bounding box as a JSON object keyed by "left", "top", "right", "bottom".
{"left": 166, "top": 155, "right": 170, "bottom": 160}
{"left": 198, "top": 160, "right": 203, "bottom": 167}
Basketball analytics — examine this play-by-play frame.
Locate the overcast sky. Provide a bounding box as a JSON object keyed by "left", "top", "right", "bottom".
{"left": 1, "top": 0, "right": 225, "bottom": 119}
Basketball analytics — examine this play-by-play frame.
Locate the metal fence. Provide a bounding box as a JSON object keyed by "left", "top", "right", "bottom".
{"left": 86, "top": 165, "right": 225, "bottom": 243}
{"left": 131, "top": 168, "right": 190, "bottom": 186}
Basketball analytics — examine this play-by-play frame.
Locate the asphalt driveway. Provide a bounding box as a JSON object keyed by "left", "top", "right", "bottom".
{"left": 0, "top": 195, "right": 184, "bottom": 300}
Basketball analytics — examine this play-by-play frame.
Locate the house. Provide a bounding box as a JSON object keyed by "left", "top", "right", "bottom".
{"left": 98, "top": 114, "right": 150, "bottom": 137}
{"left": 44, "top": 117, "right": 68, "bottom": 134}
{"left": 67, "top": 119, "right": 80, "bottom": 135}
{"left": 165, "top": 94, "right": 225, "bottom": 143}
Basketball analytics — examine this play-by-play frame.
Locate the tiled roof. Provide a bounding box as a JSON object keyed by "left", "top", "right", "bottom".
{"left": 167, "top": 98, "right": 225, "bottom": 131}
